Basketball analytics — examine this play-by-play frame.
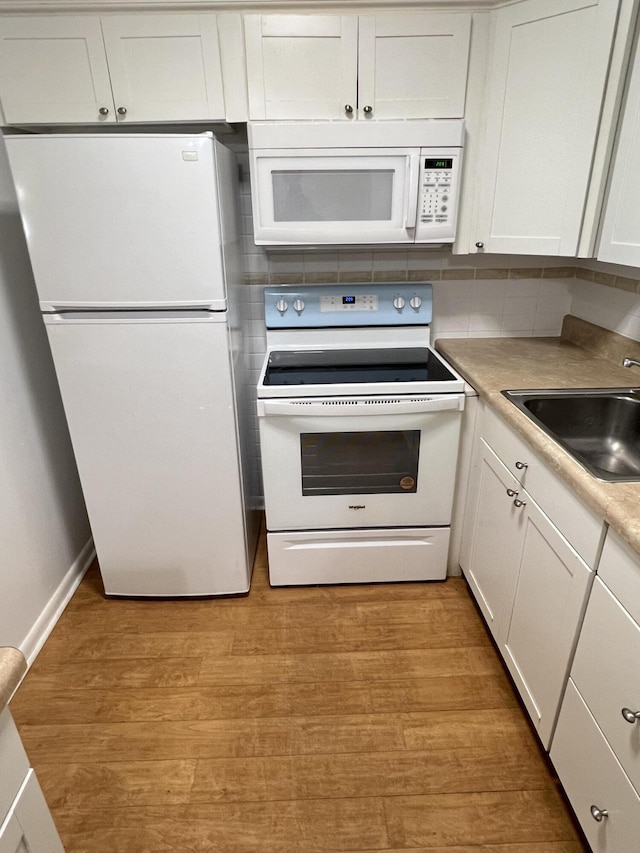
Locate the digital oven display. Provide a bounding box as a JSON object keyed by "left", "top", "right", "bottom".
{"left": 424, "top": 158, "right": 453, "bottom": 169}
{"left": 320, "top": 294, "right": 378, "bottom": 312}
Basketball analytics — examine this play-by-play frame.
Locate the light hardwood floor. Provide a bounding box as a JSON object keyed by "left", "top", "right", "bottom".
{"left": 9, "top": 527, "right": 587, "bottom": 852}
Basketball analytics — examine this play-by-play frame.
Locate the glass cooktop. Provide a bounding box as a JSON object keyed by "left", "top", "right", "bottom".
{"left": 263, "top": 347, "right": 457, "bottom": 386}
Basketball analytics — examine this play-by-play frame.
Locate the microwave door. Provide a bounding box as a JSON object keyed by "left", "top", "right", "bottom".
{"left": 251, "top": 148, "right": 421, "bottom": 244}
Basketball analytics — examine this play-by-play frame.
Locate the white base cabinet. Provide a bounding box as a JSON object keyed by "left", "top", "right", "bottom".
{"left": 551, "top": 529, "right": 640, "bottom": 851}
{"left": 0, "top": 772, "right": 64, "bottom": 853}
{"left": 461, "top": 403, "right": 602, "bottom": 747}
{"left": 0, "top": 708, "right": 63, "bottom": 853}
{"left": 551, "top": 681, "right": 640, "bottom": 853}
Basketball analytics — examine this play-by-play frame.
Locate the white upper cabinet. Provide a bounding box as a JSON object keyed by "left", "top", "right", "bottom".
{"left": 244, "top": 13, "right": 470, "bottom": 121}
{"left": 245, "top": 15, "right": 358, "bottom": 120}
{"left": 598, "top": 28, "right": 640, "bottom": 266}
{"left": 0, "top": 15, "right": 114, "bottom": 124}
{"left": 471, "top": 0, "right": 620, "bottom": 256}
{"left": 101, "top": 15, "right": 225, "bottom": 122}
{"left": 0, "top": 13, "right": 243, "bottom": 124}
{"left": 357, "top": 14, "right": 471, "bottom": 120}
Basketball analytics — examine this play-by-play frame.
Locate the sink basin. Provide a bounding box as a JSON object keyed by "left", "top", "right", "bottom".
{"left": 502, "top": 388, "right": 640, "bottom": 482}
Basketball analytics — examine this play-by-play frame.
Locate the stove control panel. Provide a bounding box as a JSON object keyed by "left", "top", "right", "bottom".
{"left": 265, "top": 283, "right": 433, "bottom": 328}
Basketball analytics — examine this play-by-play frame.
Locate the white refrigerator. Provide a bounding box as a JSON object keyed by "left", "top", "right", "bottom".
{"left": 5, "top": 132, "right": 259, "bottom": 596}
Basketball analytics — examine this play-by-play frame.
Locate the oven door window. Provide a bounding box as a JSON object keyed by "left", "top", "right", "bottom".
{"left": 301, "top": 430, "right": 420, "bottom": 496}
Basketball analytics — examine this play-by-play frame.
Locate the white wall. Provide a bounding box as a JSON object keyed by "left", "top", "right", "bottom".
{"left": 0, "top": 137, "right": 92, "bottom": 663}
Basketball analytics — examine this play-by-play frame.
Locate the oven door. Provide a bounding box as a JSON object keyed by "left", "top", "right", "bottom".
{"left": 250, "top": 147, "right": 420, "bottom": 244}
{"left": 257, "top": 395, "right": 463, "bottom": 531}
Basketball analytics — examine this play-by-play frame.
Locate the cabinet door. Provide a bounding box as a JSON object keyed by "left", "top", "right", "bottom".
{"left": 500, "top": 497, "right": 593, "bottom": 747}
{"left": 473, "top": 0, "right": 619, "bottom": 255}
{"left": 598, "top": 34, "right": 640, "bottom": 265}
{"left": 0, "top": 15, "right": 114, "bottom": 124}
{"left": 0, "top": 813, "right": 27, "bottom": 853}
{"left": 0, "top": 772, "right": 64, "bottom": 853}
{"left": 357, "top": 13, "right": 470, "bottom": 119}
{"left": 245, "top": 14, "right": 358, "bottom": 120}
{"left": 464, "top": 439, "right": 525, "bottom": 642}
{"left": 551, "top": 680, "right": 640, "bottom": 853}
{"left": 571, "top": 578, "right": 640, "bottom": 794}
{"left": 101, "top": 14, "right": 225, "bottom": 122}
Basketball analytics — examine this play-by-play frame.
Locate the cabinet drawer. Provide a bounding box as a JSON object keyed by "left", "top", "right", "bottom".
{"left": 0, "top": 709, "right": 29, "bottom": 826}
{"left": 571, "top": 577, "right": 640, "bottom": 793}
{"left": 551, "top": 680, "right": 640, "bottom": 853}
{"left": 482, "top": 406, "right": 603, "bottom": 565}
{"left": 597, "top": 529, "right": 640, "bottom": 625}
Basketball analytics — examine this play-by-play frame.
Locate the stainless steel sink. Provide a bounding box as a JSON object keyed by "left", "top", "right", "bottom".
{"left": 502, "top": 388, "right": 640, "bottom": 482}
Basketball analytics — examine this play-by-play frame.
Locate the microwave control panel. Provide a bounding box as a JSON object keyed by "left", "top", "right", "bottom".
{"left": 415, "top": 150, "right": 462, "bottom": 243}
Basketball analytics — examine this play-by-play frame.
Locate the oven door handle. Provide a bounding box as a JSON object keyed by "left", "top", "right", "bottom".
{"left": 258, "top": 396, "right": 464, "bottom": 417}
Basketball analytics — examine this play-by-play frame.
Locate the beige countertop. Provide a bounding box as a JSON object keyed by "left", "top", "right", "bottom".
{"left": 435, "top": 318, "right": 640, "bottom": 558}
{"left": 0, "top": 647, "right": 26, "bottom": 712}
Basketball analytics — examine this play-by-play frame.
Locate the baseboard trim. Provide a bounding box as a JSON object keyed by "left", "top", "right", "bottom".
{"left": 20, "top": 538, "right": 95, "bottom": 669}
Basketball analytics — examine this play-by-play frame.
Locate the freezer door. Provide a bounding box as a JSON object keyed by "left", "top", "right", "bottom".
{"left": 44, "top": 312, "right": 250, "bottom": 596}
{"left": 5, "top": 134, "right": 227, "bottom": 310}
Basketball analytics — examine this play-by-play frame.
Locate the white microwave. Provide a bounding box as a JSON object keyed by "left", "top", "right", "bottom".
{"left": 248, "top": 120, "right": 464, "bottom": 246}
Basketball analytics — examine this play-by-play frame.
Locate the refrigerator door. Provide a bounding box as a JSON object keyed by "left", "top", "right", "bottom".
{"left": 44, "top": 311, "right": 250, "bottom": 596}
{"left": 5, "top": 133, "right": 226, "bottom": 310}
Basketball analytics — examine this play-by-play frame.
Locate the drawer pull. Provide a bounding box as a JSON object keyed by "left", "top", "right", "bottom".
{"left": 506, "top": 488, "right": 519, "bottom": 497}
{"left": 621, "top": 707, "right": 640, "bottom": 724}
{"left": 513, "top": 499, "right": 526, "bottom": 508}
{"left": 590, "top": 805, "right": 609, "bottom": 822}
{"left": 515, "top": 461, "right": 528, "bottom": 470}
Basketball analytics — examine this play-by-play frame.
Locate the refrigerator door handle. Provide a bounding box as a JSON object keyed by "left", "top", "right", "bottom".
{"left": 43, "top": 309, "right": 227, "bottom": 324}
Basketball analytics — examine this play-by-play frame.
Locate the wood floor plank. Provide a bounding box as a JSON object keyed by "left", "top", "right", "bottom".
{"left": 327, "top": 845, "right": 585, "bottom": 853}
{"left": 198, "top": 646, "right": 504, "bottom": 687}
{"left": 36, "top": 760, "right": 197, "bottom": 807}
{"left": 39, "top": 630, "right": 233, "bottom": 661}
{"left": 383, "top": 789, "right": 583, "bottom": 848}
{"left": 370, "top": 673, "right": 519, "bottom": 713}
{"left": 22, "top": 657, "right": 202, "bottom": 689}
{"left": 18, "top": 714, "right": 406, "bottom": 763}
{"left": 21, "top": 708, "right": 542, "bottom": 765}
{"left": 400, "top": 708, "right": 540, "bottom": 751}
{"left": 10, "top": 679, "right": 376, "bottom": 726}
{"left": 11, "top": 672, "right": 520, "bottom": 728}
{"left": 190, "top": 744, "right": 552, "bottom": 804}
{"left": 53, "top": 799, "right": 390, "bottom": 853}
{"left": 231, "top": 606, "right": 491, "bottom": 655}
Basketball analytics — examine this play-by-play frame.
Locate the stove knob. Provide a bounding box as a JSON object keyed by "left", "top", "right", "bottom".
{"left": 410, "top": 296, "right": 422, "bottom": 310}
{"left": 293, "top": 298, "right": 305, "bottom": 313}
{"left": 276, "top": 298, "right": 288, "bottom": 314}
{"left": 393, "top": 296, "right": 405, "bottom": 311}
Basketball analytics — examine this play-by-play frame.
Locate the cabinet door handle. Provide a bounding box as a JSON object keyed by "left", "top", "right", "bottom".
{"left": 622, "top": 707, "right": 640, "bottom": 724}
{"left": 590, "top": 805, "right": 608, "bottom": 822}
{"left": 515, "top": 461, "right": 528, "bottom": 470}
{"left": 513, "top": 498, "right": 526, "bottom": 508}
{"left": 98, "top": 107, "right": 109, "bottom": 116}
{"left": 506, "top": 488, "right": 519, "bottom": 497}
{"left": 344, "top": 104, "right": 354, "bottom": 114}
{"left": 117, "top": 106, "right": 127, "bottom": 116}
{"left": 363, "top": 105, "right": 373, "bottom": 114}
{"left": 475, "top": 241, "right": 484, "bottom": 249}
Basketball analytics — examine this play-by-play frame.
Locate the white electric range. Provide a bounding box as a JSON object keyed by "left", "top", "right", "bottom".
{"left": 257, "top": 282, "right": 466, "bottom": 586}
